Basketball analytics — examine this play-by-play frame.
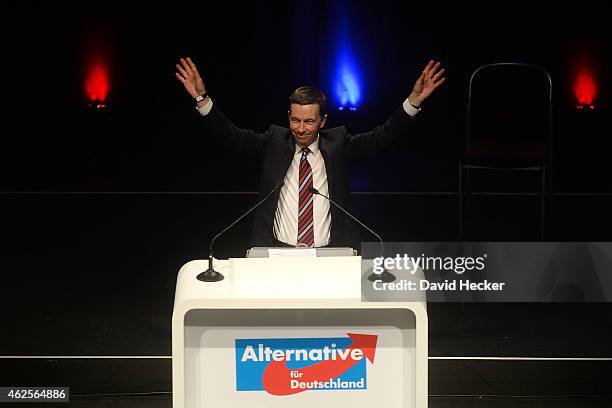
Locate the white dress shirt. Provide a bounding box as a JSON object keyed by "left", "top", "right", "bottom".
{"left": 197, "top": 98, "right": 420, "bottom": 246}
{"left": 273, "top": 138, "right": 330, "bottom": 246}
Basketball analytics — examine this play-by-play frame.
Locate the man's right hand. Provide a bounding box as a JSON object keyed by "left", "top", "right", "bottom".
{"left": 175, "top": 57, "right": 207, "bottom": 103}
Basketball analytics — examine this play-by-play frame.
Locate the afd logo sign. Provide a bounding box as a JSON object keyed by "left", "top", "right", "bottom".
{"left": 235, "top": 333, "right": 378, "bottom": 395}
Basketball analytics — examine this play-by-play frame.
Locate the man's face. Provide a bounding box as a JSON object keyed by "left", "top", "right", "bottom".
{"left": 288, "top": 103, "right": 327, "bottom": 147}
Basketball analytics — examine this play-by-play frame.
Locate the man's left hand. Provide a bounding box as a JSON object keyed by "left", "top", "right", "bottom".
{"left": 408, "top": 60, "right": 446, "bottom": 107}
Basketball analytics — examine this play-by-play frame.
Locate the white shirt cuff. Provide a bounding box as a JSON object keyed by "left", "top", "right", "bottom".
{"left": 196, "top": 99, "right": 214, "bottom": 116}
{"left": 402, "top": 98, "right": 421, "bottom": 117}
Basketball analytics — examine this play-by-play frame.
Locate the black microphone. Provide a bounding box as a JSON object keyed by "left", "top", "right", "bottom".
{"left": 197, "top": 181, "right": 284, "bottom": 282}
{"left": 308, "top": 187, "right": 395, "bottom": 283}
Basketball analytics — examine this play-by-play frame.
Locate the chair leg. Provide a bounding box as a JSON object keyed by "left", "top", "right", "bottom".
{"left": 540, "top": 165, "right": 546, "bottom": 241}
{"left": 465, "top": 166, "right": 471, "bottom": 221}
{"left": 458, "top": 161, "right": 464, "bottom": 240}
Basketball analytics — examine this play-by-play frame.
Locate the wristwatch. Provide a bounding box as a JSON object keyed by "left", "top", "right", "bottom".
{"left": 194, "top": 92, "right": 209, "bottom": 103}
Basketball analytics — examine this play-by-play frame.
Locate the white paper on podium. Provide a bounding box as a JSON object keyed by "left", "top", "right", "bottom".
{"left": 268, "top": 248, "right": 317, "bottom": 258}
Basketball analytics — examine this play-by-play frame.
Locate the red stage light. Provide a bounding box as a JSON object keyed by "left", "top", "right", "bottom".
{"left": 574, "top": 70, "right": 596, "bottom": 109}
{"left": 85, "top": 61, "right": 109, "bottom": 106}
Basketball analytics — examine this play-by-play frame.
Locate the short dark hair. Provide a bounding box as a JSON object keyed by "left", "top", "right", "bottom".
{"left": 289, "top": 86, "right": 327, "bottom": 117}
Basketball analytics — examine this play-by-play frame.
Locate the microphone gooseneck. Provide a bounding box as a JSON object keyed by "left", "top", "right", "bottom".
{"left": 197, "top": 181, "right": 284, "bottom": 282}
{"left": 308, "top": 187, "right": 395, "bottom": 283}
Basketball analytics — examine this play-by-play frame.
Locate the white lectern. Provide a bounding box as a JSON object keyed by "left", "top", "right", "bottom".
{"left": 172, "top": 255, "right": 428, "bottom": 407}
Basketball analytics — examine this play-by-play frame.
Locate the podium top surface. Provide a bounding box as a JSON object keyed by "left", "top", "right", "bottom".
{"left": 246, "top": 247, "right": 357, "bottom": 257}
{"left": 173, "top": 257, "right": 427, "bottom": 320}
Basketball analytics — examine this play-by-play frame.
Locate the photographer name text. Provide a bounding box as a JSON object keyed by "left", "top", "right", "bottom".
{"left": 373, "top": 279, "right": 506, "bottom": 292}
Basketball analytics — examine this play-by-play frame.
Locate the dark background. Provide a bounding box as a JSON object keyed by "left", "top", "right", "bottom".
{"left": 1, "top": 0, "right": 611, "bottom": 401}
{"left": 2, "top": 1, "right": 610, "bottom": 192}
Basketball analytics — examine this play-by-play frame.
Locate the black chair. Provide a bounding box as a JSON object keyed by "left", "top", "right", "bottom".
{"left": 458, "top": 63, "right": 553, "bottom": 240}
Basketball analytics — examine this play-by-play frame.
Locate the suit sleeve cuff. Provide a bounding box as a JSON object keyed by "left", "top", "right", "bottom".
{"left": 402, "top": 98, "right": 421, "bottom": 117}
{"left": 196, "top": 99, "right": 214, "bottom": 116}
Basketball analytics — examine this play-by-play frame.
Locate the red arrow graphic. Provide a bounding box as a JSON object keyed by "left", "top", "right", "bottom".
{"left": 261, "top": 333, "right": 378, "bottom": 396}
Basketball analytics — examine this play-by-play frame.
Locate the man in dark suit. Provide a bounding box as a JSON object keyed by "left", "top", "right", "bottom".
{"left": 176, "top": 57, "right": 445, "bottom": 249}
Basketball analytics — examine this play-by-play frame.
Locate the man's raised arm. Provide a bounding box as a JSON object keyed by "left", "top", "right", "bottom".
{"left": 175, "top": 57, "right": 267, "bottom": 156}
{"left": 347, "top": 60, "right": 446, "bottom": 159}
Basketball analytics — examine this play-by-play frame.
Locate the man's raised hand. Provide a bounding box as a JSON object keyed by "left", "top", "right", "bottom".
{"left": 408, "top": 60, "right": 446, "bottom": 107}
{"left": 175, "top": 57, "right": 206, "bottom": 99}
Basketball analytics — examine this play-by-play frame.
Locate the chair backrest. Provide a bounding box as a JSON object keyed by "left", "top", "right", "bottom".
{"left": 467, "top": 63, "right": 552, "bottom": 147}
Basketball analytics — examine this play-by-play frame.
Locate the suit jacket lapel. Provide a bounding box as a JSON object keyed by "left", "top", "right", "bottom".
{"left": 282, "top": 132, "right": 295, "bottom": 177}
{"left": 318, "top": 133, "right": 333, "bottom": 196}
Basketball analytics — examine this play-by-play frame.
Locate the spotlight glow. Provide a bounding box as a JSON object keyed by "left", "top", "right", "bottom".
{"left": 85, "top": 61, "right": 109, "bottom": 104}
{"left": 335, "top": 54, "right": 361, "bottom": 108}
{"left": 574, "top": 69, "right": 596, "bottom": 107}
{"left": 332, "top": 2, "right": 362, "bottom": 111}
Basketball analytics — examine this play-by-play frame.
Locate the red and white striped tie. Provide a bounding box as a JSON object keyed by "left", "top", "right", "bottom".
{"left": 297, "top": 147, "right": 315, "bottom": 247}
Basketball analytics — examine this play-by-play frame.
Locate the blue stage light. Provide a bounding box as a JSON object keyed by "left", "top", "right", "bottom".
{"left": 325, "top": 0, "right": 362, "bottom": 111}
{"left": 335, "top": 49, "right": 361, "bottom": 111}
